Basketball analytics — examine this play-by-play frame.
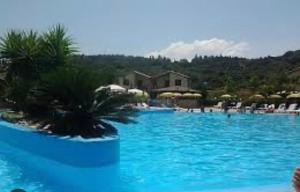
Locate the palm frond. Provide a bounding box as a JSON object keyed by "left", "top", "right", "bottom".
{"left": 29, "top": 66, "right": 136, "bottom": 138}
{"left": 39, "top": 24, "right": 77, "bottom": 71}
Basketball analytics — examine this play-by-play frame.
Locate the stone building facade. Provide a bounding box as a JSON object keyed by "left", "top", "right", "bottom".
{"left": 118, "top": 70, "right": 195, "bottom": 93}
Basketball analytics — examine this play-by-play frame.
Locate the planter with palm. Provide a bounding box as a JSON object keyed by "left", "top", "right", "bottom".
{"left": 29, "top": 67, "right": 135, "bottom": 138}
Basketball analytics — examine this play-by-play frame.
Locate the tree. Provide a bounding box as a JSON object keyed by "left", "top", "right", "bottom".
{"left": 249, "top": 75, "right": 260, "bottom": 89}
{"left": 0, "top": 30, "right": 41, "bottom": 109}
{"left": 39, "top": 24, "right": 76, "bottom": 72}
{"left": 224, "top": 75, "right": 237, "bottom": 93}
{"left": 0, "top": 30, "right": 40, "bottom": 81}
{"left": 0, "top": 25, "right": 76, "bottom": 110}
{"left": 29, "top": 66, "right": 135, "bottom": 138}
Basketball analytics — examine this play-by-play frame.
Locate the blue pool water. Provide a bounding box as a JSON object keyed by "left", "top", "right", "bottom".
{"left": 1, "top": 112, "right": 300, "bottom": 191}
{"left": 119, "top": 112, "right": 298, "bottom": 191}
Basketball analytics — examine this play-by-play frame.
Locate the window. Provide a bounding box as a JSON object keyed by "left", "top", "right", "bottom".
{"left": 123, "top": 79, "right": 129, "bottom": 86}
{"left": 175, "top": 79, "right": 182, "bottom": 86}
{"left": 164, "top": 80, "right": 170, "bottom": 87}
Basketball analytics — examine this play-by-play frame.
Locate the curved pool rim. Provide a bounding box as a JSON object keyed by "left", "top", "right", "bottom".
{"left": 0, "top": 120, "right": 120, "bottom": 167}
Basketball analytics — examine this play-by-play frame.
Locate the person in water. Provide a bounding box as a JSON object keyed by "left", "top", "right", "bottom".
{"left": 223, "top": 101, "right": 229, "bottom": 113}
{"left": 294, "top": 168, "right": 300, "bottom": 192}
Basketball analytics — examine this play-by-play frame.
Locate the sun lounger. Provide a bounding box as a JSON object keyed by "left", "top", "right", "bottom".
{"left": 265, "top": 104, "right": 275, "bottom": 113}
{"left": 214, "top": 102, "right": 223, "bottom": 109}
{"left": 286, "top": 103, "right": 298, "bottom": 113}
{"left": 257, "top": 104, "right": 268, "bottom": 111}
{"left": 275, "top": 103, "right": 286, "bottom": 113}
{"left": 142, "top": 103, "right": 149, "bottom": 108}
{"left": 232, "top": 102, "right": 242, "bottom": 109}
{"left": 246, "top": 103, "right": 257, "bottom": 113}
{"left": 246, "top": 103, "right": 257, "bottom": 109}
{"left": 268, "top": 104, "right": 275, "bottom": 109}
{"left": 294, "top": 107, "right": 300, "bottom": 113}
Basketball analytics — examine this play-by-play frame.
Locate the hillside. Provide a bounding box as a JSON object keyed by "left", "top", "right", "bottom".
{"left": 73, "top": 50, "right": 300, "bottom": 93}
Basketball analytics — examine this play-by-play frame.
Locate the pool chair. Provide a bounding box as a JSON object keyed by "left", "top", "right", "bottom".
{"left": 294, "top": 107, "right": 300, "bottom": 113}
{"left": 257, "top": 104, "right": 268, "bottom": 111}
{"left": 246, "top": 103, "right": 257, "bottom": 113}
{"left": 214, "top": 102, "right": 223, "bottom": 109}
{"left": 265, "top": 104, "right": 275, "bottom": 113}
{"left": 286, "top": 103, "right": 298, "bottom": 113}
{"left": 232, "top": 102, "right": 242, "bottom": 109}
{"left": 136, "top": 103, "right": 143, "bottom": 108}
{"left": 275, "top": 103, "right": 286, "bottom": 113}
{"left": 142, "top": 103, "right": 149, "bottom": 108}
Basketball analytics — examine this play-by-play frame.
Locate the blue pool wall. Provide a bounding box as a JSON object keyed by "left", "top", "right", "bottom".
{"left": 0, "top": 121, "right": 120, "bottom": 191}
{"left": 0, "top": 121, "right": 119, "bottom": 167}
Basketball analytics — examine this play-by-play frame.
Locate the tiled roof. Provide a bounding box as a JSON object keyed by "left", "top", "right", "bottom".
{"left": 131, "top": 70, "right": 190, "bottom": 79}
{"left": 133, "top": 71, "right": 151, "bottom": 78}
{"left": 152, "top": 70, "right": 190, "bottom": 79}
{"left": 152, "top": 86, "right": 199, "bottom": 93}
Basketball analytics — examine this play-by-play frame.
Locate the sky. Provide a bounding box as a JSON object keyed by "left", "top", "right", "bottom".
{"left": 1, "top": 0, "right": 300, "bottom": 60}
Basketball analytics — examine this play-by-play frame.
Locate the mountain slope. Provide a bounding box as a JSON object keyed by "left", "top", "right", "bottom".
{"left": 73, "top": 50, "right": 300, "bottom": 91}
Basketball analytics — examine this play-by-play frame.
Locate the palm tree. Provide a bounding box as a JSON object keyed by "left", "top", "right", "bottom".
{"left": 39, "top": 24, "right": 76, "bottom": 72}
{"left": 29, "top": 67, "right": 135, "bottom": 138}
{"left": 0, "top": 25, "right": 76, "bottom": 110}
{"left": 0, "top": 30, "right": 40, "bottom": 81}
{"left": 0, "top": 30, "right": 41, "bottom": 109}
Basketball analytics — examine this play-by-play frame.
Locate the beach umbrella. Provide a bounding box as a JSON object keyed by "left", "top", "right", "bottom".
{"left": 108, "top": 84, "right": 126, "bottom": 92}
{"left": 128, "top": 89, "right": 149, "bottom": 97}
{"left": 192, "top": 93, "right": 202, "bottom": 98}
{"left": 287, "top": 93, "right": 300, "bottom": 99}
{"left": 182, "top": 93, "right": 194, "bottom": 98}
{"left": 95, "top": 86, "right": 106, "bottom": 92}
{"left": 95, "top": 84, "right": 126, "bottom": 93}
{"left": 268, "top": 94, "right": 282, "bottom": 99}
{"left": 182, "top": 93, "right": 202, "bottom": 98}
{"left": 281, "top": 90, "right": 287, "bottom": 94}
{"left": 220, "top": 94, "right": 232, "bottom": 99}
{"left": 249, "top": 94, "right": 265, "bottom": 102}
{"left": 128, "top": 88, "right": 143, "bottom": 94}
{"left": 250, "top": 94, "right": 265, "bottom": 99}
{"left": 172, "top": 92, "right": 182, "bottom": 97}
{"left": 158, "top": 92, "right": 174, "bottom": 98}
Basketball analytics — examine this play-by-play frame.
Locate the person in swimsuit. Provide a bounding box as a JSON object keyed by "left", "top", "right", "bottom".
{"left": 293, "top": 168, "right": 300, "bottom": 192}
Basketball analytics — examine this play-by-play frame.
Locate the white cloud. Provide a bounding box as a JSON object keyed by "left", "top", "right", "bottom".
{"left": 146, "top": 38, "right": 250, "bottom": 61}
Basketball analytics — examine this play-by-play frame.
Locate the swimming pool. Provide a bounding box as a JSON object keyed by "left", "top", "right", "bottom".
{"left": 1, "top": 112, "right": 299, "bottom": 191}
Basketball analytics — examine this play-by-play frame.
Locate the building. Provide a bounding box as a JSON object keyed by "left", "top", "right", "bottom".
{"left": 118, "top": 70, "right": 198, "bottom": 94}
{"left": 151, "top": 71, "right": 198, "bottom": 93}
{"left": 152, "top": 71, "right": 189, "bottom": 89}
{"left": 118, "top": 71, "right": 152, "bottom": 91}
{"left": 118, "top": 70, "right": 200, "bottom": 107}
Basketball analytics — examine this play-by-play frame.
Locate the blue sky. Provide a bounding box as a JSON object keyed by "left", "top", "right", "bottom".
{"left": 1, "top": 0, "right": 300, "bottom": 59}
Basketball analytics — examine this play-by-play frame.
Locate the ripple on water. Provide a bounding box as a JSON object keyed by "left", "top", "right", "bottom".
{"left": 0, "top": 112, "right": 299, "bottom": 191}
{"left": 0, "top": 154, "right": 51, "bottom": 192}
{"left": 119, "top": 112, "right": 300, "bottom": 191}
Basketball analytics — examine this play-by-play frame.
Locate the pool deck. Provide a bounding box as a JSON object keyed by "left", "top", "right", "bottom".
{"left": 176, "top": 107, "right": 298, "bottom": 115}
